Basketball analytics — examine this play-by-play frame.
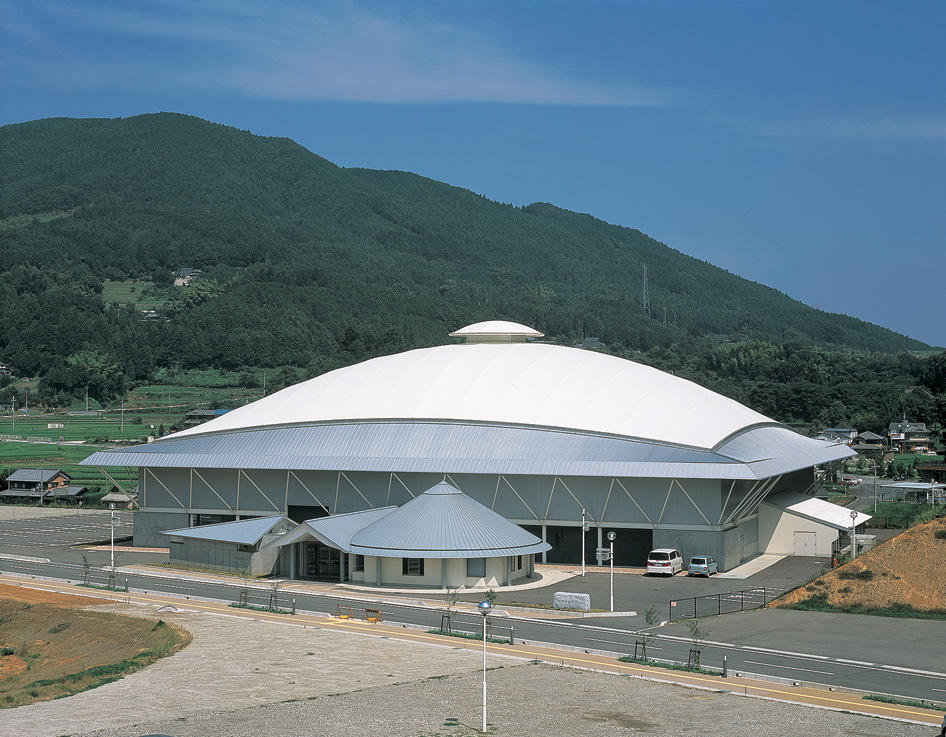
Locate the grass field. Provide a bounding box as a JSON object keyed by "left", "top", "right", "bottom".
{"left": 0, "top": 368, "right": 283, "bottom": 494}
{"left": 101, "top": 279, "right": 170, "bottom": 312}
{"left": 0, "top": 584, "right": 190, "bottom": 707}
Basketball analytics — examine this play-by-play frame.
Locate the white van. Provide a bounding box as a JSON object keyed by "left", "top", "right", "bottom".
{"left": 646, "top": 548, "right": 684, "bottom": 576}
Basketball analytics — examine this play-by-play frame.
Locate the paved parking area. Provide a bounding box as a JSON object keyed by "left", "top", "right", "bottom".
{"left": 0, "top": 508, "right": 166, "bottom": 568}
{"left": 458, "top": 555, "right": 831, "bottom": 621}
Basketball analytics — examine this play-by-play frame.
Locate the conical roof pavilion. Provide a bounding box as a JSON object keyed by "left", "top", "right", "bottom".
{"left": 349, "top": 481, "right": 550, "bottom": 558}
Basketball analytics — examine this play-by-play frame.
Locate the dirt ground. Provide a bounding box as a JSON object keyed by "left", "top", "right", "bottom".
{"left": 775, "top": 516, "right": 946, "bottom": 611}
{"left": 0, "top": 582, "right": 93, "bottom": 607}
{"left": 0, "top": 583, "right": 189, "bottom": 709}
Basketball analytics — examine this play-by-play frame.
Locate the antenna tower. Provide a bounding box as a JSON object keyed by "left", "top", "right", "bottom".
{"left": 640, "top": 264, "right": 651, "bottom": 318}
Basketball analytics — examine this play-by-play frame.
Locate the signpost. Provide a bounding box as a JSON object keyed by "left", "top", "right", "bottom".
{"left": 597, "top": 533, "right": 617, "bottom": 612}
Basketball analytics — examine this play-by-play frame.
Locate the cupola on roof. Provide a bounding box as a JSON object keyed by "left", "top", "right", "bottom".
{"left": 448, "top": 320, "right": 544, "bottom": 343}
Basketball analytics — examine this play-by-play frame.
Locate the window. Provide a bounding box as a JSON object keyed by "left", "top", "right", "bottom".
{"left": 467, "top": 558, "right": 486, "bottom": 577}
{"left": 402, "top": 558, "right": 424, "bottom": 576}
{"left": 353, "top": 555, "right": 365, "bottom": 572}
{"left": 237, "top": 543, "right": 257, "bottom": 553}
{"left": 517, "top": 555, "right": 523, "bottom": 570}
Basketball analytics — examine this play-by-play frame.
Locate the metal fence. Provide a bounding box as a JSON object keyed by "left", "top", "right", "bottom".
{"left": 668, "top": 587, "right": 779, "bottom": 621}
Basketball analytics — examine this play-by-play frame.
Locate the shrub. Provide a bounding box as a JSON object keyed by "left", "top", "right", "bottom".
{"left": 837, "top": 568, "right": 874, "bottom": 581}
{"left": 935, "top": 529, "right": 946, "bottom": 540}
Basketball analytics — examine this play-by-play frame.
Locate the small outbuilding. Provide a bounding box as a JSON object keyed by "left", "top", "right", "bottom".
{"left": 267, "top": 481, "right": 551, "bottom": 589}
{"left": 758, "top": 491, "right": 871, "bottom": 557}
{"left": 163, "top": 515, "right": 296, "bottom": 575}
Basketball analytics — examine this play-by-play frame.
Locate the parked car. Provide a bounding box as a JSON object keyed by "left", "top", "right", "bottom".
{"left": 646, "top": 548, "right": 684, "bottom": 576}
{"left": 840, "top": 475, "right": 860, "bottom": 486}
{"left": 687, "top": 555, "right": 718, "bottom": 577}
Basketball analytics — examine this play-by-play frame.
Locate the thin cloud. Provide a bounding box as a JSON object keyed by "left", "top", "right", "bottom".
{"left": 731, "top": 112, "right": 946, "bottom": 146}
{"left": 11, "top": 1, "right": 675, "bottom": 107}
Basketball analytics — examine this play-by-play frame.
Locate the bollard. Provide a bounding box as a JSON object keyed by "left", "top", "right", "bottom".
{"left": 723, "top": 655, "right": 727, "bottom": 678}
{"left": 125, "top": 577, "right": 129, "bottom": 592}
{"left": 292, "top": 598, "right": 296, "bottom": 615}
{"left": 509, "top": 625, "right": 515, "bottom": 646}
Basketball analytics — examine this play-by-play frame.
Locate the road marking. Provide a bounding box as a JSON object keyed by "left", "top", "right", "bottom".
{"left": 743, "top": 660, "right": 834, "bottom": 675}
{"left": 585, "top": 637, "right": 662, "bottom": 651}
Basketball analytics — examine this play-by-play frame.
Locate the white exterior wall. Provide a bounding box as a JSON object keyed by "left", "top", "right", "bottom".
{"left": 758, "top": 504, "right": 838, "bottom": 556}
{"left": 353, "top": 555, "right": 533, "bottom": 588}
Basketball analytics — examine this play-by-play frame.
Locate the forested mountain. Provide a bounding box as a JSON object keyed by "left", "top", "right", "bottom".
{"left": 0, "top": 113, "right": 942, "bottom": 436}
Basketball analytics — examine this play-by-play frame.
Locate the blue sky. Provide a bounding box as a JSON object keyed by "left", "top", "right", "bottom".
{"left": 2, "top": 0, "right": 943, "bottom": 346}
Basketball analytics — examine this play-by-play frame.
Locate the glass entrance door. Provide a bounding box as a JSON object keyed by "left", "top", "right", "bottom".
{"left": 305, "top": 542, "right": 340, "bottom": 578}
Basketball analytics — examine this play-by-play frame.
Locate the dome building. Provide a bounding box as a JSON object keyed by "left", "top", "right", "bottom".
{"left": 82, "top": 321, "right": 856, "bottom": 576}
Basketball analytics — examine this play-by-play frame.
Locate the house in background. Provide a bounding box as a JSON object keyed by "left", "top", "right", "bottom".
{"left": 851, "top": 431, "right": 888, "bottom": 457}
{"left": 888, "top": 422, "right": 932, "bottom": 454}
{"left": 0, "top": 468, "right": 87, "bottom": 505}
{"left": 185, "top": 408, "right": 231, "bottom": 426}
{"left": 173, "top": 267, "right": 203, "bottom": 287}
{"left": 816, "top": 428, "right": 857, "bottom": 444}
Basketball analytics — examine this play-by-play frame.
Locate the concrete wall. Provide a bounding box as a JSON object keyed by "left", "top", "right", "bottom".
{"left": 652, "top": 517, "right": 758, "bottom": 572}
{"left": 134, "top": 510, "right": 189, "bottom": 547}
{"left": 168, "top": 538, "right": 280, "bottom": 576}
{"left": 758, "top": 504, "right": 838, "bottom": 557}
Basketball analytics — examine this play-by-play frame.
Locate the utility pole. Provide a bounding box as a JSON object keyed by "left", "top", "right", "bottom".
{"left": 121, "top": 399, "right": 124, "bottom": 432}
{"left": 10, "top": 395, "right": 14, "bottom": 432}
{"left": 640, "top": 264, "right": 651, "bottom": 318}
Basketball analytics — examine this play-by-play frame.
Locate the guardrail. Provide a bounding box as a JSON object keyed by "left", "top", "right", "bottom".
{"left": 669, "top": 587, "right": 779, "bottom": 621}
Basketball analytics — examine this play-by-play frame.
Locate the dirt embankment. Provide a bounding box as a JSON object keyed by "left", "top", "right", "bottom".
{"left": 774, "top": 517, "right": 946, "bottom": 612}
{"left": 0, "top": 583, "right": 190, "bottom": 708}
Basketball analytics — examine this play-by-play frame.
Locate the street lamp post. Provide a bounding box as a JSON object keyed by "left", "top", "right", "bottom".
{"left": 110, "top": 503, "right": 116, "bottom": 572}
{"left": 607, "top": 531, "right": 616, "bottom": 612}
{"left": 581, "top": 508, "right": 588, "bottom": 576}
{"left": 850, "top": 509, "right": 858, "bottom": 559}
{"left": 477, "top": 600, "right": 492, "bottom": 733}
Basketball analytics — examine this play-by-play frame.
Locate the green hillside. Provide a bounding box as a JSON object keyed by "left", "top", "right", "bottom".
{"left": 0, "top": 113, "right": 941, "bottom": 435}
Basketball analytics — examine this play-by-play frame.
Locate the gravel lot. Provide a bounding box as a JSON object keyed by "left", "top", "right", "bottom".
{"left": 0, "top": 600, "right": 933, "bottom": 737}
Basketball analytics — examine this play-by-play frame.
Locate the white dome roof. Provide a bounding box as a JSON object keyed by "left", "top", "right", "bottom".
{"left": 175, "top": 335, "right": 773, "bottom": 450}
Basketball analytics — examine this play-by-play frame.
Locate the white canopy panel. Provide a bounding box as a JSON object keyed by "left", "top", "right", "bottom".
{"left": 763, "top": 491, "right": 872, "bottom": 530}
{"left": 171, "top": 339, "right": 773, "bottom": 450}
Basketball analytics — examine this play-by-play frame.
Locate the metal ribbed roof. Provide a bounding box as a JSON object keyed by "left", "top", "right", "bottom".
{"left": 349, "top": 481, "right": 551, "bottom": 558}
{"left": 80, "top": 421, "right": 853, "bottom": 480}
{"left": 265, "top": 507, "right": 397, "bottom": 552}
{"left": 8, "top": 468, "right": 65, "bottom": 483}
{"left": 162, "top": 515, "right": 293, "bottom": 544}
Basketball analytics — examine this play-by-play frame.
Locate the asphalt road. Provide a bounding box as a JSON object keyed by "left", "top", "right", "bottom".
{"left": 2, "top": 510, "right": 945, "bottom": 706}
